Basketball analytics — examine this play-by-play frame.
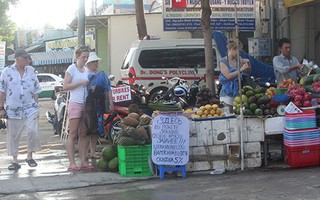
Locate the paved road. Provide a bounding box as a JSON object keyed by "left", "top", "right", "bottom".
{"left": 2, "top": 167, "right": 320, "bottom": 200}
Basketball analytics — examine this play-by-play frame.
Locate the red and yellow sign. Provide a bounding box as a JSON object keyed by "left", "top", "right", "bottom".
{"left": 284, "top": 0, "right": 314, "bottom": 7}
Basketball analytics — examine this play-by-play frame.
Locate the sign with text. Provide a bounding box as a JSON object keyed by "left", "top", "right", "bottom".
{"left": 45, "top": 35, "right": 95, "bottom": 52}
{"left": 111, "top": 85, "right": 132, "bottom": 103}
{"left": 163, "top": 0, "right": 256, "bottom": 31}
{"left": 152, "top": 113, "right": 189, "bottom": 165}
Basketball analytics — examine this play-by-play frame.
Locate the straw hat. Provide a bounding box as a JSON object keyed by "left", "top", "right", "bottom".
{"left": 86, "top": 52, "right": 101, "bottom": 65}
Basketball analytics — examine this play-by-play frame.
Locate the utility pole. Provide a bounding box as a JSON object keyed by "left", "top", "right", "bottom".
{"left": 78, "top": 0, "right": 86, "bottom": 45}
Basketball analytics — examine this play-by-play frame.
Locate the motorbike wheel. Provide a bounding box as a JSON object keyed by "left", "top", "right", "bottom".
{"left": 150, "top": 87, "right": 168, "bottom": 102}
{"left": 108, "top": 118, "right": 122, "bottom": 143}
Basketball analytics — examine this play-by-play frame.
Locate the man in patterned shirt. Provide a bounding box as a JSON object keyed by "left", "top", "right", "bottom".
{"left": 0, "top": 49, "right": 42, "bottom": 170}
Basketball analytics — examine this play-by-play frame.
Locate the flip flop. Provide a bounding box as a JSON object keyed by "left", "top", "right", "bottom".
{"left": 8, "top": 163, "right": 21, "bottom": 170}
{"left": 68, "top": 166, "right": 80, "bottom": 171}
{"left": 80, "top": 164, "right": 94, "bottom": 171}
{"left": 25, "top": 159, "right": 37, "bottom": 167}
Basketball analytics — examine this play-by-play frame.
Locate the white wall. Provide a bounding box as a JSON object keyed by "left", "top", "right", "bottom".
{"left": 108, "top": 13, "right": 192, "bottom": 80}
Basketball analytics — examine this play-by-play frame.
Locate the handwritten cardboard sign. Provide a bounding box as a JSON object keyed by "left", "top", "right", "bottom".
{"left": 152, "top": 113, "right": 189, "bottom": 165}
{"left": 111, "top": 85, "right": 131, "bottom": 103}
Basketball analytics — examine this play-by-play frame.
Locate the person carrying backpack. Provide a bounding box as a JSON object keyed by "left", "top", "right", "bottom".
{"left": 85, "top": 52, "right": 114, "bottom": 159}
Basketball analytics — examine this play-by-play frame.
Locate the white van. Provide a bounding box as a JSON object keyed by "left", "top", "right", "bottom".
{"left": 120, "top": 39, "right": 221, "bottom": 101}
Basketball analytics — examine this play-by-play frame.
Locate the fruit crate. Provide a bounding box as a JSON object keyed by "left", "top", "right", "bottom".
{"left": 285, "top": 145, "right": 320, "bottom": 167}
{"left": 118, "top": 144, "right": 152, "bottom": 177}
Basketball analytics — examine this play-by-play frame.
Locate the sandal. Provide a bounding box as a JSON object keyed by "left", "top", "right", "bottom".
{"left": 8, "top": 163, "right": 21, "bottom": 170}
{"left": 25, "top": 159, "right": 38, "bottom": 167}
{"left": 68, "top": 166, "right": 81, "bottom": 171}
{"left": 80, "top": 164, "right": 94, "bottom": 171}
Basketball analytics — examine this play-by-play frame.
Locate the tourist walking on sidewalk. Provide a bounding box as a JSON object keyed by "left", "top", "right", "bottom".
{"left": 85, "top": 52, "right": 114, "bottom": 159}
{"left": 0, "top": 49, "right": 42, "bottom": 170}
{"left": 63, "top": 45, "right": 91, "bottom": 171}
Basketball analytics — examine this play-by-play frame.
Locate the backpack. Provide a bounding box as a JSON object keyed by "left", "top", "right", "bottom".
{"left": 83, "top": 91, "right": 98, "bottom": 135}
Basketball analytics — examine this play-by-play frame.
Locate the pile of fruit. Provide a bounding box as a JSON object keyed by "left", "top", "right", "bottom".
{"left": 278, "top": 78, "right": 296, "bottom": 88}
{"left": 287, "top": 85, "right": 312, "bottom": 107}
{"left": 300, "top": 72, "right": 320, "bottom": 93}
{"left": 232, "top": 86, "right": 275, "bottom": 116}
{"left": 191, "top": 104, "right": 224, "bottom": 118}
{"left": 195, "top": 87, "right": 220, "bottom": 108}
{"left": 113, "top": 112, "right": 152, "bottom": 146}
{"left": 98, "top": 145, "right": 119, "bottom": 172}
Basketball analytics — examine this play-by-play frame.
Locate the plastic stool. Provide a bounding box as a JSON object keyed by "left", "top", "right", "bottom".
{"left": 158, "top": 165, "right": 187, "bottom": 179}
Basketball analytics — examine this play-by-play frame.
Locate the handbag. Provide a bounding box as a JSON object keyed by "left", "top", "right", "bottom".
{"left": 83, "top": 91, "right": 98, "bottom": 135}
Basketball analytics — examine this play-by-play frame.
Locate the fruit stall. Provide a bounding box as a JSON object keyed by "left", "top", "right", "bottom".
{"left": 97, "top": 75, "right": 320, "bottom": 175}
{"left": 182, "top": 80, "right": 320, "bottom": 171}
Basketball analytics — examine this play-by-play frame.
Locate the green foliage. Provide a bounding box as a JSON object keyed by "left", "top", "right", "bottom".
{"left": 0, "top": 0, "right": 18, "bottom": 46}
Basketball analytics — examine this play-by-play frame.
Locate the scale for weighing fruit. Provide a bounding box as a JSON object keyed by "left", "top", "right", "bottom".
{"left": 273, "top": 94, "right": 291, "bottom": 115}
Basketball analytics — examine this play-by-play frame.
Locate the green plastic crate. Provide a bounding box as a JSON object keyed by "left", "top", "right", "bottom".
{"left": 118, "top": 144, "right": 152, "bottom": 177}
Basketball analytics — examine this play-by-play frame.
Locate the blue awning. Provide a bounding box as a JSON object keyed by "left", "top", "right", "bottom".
{"left": 30, "top": 50, "right": 74, "bottom": 66}
{"left": 8, "top": 50, "right": 74, "bottom": 66}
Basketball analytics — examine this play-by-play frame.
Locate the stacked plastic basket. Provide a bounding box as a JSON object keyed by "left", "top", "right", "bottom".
{"left": 284, "top": 110, "right": 320, "bottom": 167}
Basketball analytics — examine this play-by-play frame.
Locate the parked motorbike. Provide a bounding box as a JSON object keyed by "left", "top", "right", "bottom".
{"left": 46, "top": 86, "right": 67, "bottom": 135}
{"left": 105, "top": 79, "right": 154, "bottom": 142}
{"left": 152, "top": 76, "right": 202, "bottom": 109}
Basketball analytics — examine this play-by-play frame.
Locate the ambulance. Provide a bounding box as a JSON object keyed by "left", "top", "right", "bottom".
{"left": 120, "top": 38, "right": 221, "bottom": 101}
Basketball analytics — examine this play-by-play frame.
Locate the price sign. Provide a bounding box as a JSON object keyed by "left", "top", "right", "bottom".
{"left": 152, "top": 113, "right": 189, "bottom": 165}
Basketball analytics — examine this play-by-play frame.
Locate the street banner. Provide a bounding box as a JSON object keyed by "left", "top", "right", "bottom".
{"left": 0, "top": 41, "right": 5, "bottom": 73}
{"left": 111, "top": 85, "right": 132, "bottom": 103}
{"left": 152, "top": 112, "right": 189, "bottom": 165}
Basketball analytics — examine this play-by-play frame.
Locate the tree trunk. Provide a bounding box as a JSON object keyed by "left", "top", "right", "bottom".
{"left": 200, "top": 0, "right": 215, "bottom": 96}
{"left": 135, "top": 0, "right": 148, "bottom": 39}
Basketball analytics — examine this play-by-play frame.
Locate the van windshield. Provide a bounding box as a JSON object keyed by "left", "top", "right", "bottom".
{"left": 138, "top": 48, "right": 217, "bottom": 69}
{"left": 121, "top": 48, "right": 136, "bottom": 69}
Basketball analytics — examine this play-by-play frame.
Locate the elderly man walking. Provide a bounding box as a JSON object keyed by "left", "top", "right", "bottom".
{"left": 0, "top": 49, "right": 42, "bottom": 170}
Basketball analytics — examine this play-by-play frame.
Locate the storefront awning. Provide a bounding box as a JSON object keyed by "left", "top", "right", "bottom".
{"left": 30, "top": 50, "right": 74, "bottom": 66}
{"left": 284, "top": 0, "right": 315, "bottom": 7}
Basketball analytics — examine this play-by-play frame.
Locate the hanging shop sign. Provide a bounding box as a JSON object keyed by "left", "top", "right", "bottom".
{"left": 163, "top": 0, "right": 256, "bottom": 31}
{"left": 152, "top": 112, "right": 189, "bottom": 165}
{"left": 45, "top": 35, "right": 95, "bottom": 52}
{"left": 284, "top": 0, "right": 314, "bottom": 7}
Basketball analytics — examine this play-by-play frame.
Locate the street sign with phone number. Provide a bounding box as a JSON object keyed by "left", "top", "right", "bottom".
{"left": 163, "top": 0, "right": 256, "bottom": 31}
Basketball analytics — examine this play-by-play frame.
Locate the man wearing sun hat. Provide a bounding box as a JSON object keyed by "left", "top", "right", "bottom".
{"left": 0, "top": 49, "right": 42, "bottom": 170}
{"left": 85, "top": 52, "right": 114, "bottom": 159}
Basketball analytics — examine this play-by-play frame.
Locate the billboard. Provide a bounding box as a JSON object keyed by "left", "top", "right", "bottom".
{"left": 163, "top": 0, "right": 256, "bottom": 31}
